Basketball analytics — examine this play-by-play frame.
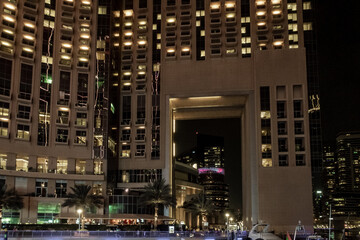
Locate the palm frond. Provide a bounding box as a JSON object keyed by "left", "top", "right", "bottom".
{"left": 0, "top": 185, "right": 24, "bottom": 210}
{"left": 62, "top": 185, "right": 104, "bottom": 211}
{"left": 140, "top": 178, "right": 176, "bottom": 207}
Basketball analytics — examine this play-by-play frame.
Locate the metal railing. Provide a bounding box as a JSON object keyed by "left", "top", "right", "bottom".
{"left": 0, "top": 230, "right": 249, "bottom": 239}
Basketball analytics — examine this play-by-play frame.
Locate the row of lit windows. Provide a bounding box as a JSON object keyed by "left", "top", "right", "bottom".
{"left": 0, "top": 153, "right": 103, "bottom": 175}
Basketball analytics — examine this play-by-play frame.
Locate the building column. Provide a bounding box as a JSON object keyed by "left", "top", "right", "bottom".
{"left": 6, "top": 152, "right": 16, "bottom": 170}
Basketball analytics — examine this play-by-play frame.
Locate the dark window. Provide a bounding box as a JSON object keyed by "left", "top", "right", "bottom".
{"left": 59, "top": 71, "right": 71, "bottom": 104}
{"left": 296, "top": 154, "right": 305, "bottom": 166}
{"left": 279, "top": 155, "right": 288, "bottom": 166}
{"left": 278, "top": 138, "right": 288, "bottom": 152}
{"left": 139, "top": 0, "right": 147, "bottom": 8}
{"left": 277, "top": 121, "right": 287, "bottom": 135}
{"left": 277, "top": 101, "right": 286, "bottom": 118}
{"left": 56, "top": 129, "right": 68, "bottom": 143}
{"left": 294, "top": 100, "right": 303, "bottom": 118}
{"left": 122, "top": 96, "right": 131, "bottom": 125}
{"left": 0, "top": 58, "right": 12, "bottom": 96}
{"left": 125, "top": 0, "right": 133, "bottom": 9}
{"left": 55, "top": 180, "right": 67, "bottom": 198}
{"left": 18, "top": 105, "right": 31, "bottom": 119}
{"left": 294, "top": 121, "right": 304, "bottom": 134}
{"left": 77, "top": 73, "right": 88, "bottom": 106}
{"left": 295, "top": 137, "right": 305, "bottom": 151}
{"left": 260, "top": 87, "right": 270, "bottom": 111}
{"left": 19, "top": 64, "right": 33, "bottom": 100}
{"left": 136, "top": 95, "right": 146, "bottom": 124}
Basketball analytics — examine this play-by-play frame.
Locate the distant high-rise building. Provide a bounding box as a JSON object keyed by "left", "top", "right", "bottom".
{"left": 331, "top": 133, "right": 360, "bottom": 219}
{"left": 176, "top": 133, "right": 229, "bottom": 214}
{"left": 322, "top": 133, "right": 360, "bottom": 227}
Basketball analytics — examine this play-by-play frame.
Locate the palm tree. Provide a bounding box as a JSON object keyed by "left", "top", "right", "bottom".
{"left": 182, "top": 192, "right": 214, "bottom": 229}
{"left": 0, "top": 183, "right": 24, "bottom": 228}
{"left": 62, "top": 185, "right": 104, "bottom": 230}
{"left": 140, "top": 178, "right": 176, "bottom": 230}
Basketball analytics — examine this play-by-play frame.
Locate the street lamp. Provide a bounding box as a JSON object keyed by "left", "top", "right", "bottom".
{"left": 77, "top": 209, "right": 83, "bottom": 230}
{"left": 225, "top": 213, "right": 230, "bottom": 240}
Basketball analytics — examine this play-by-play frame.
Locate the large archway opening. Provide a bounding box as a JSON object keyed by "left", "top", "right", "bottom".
{"left": 167, "top": 95, "right": 254, "bottom": 228}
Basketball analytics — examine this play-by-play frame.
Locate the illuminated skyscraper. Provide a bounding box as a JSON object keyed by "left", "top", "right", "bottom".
{"left": 0, "top": 0, "right": 317, "bottom": 231}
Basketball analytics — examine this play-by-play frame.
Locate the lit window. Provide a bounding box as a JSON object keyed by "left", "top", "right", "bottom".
{"left": 0, "top": 120, "right": 9, "bottom": 137}
{"left": 303, "top": 2, "right": 311, "bottom": 10}
{"left": 37, "top": 158, "right": 48, "bottom": 173}
{"left": 16, "top": 156, "right": 29, "bottom": 172}
{"left": 287, "top": 3, "right": 297, "bottom": 11}
{"left": 0, "top": 154, "right": 7, "bottom": 170}
{"left": 200, "top": 30, "right": 205, "bottom": 36}
{"left": 16, "top": 124, "right": 30, "bottom": 140}
{"left": 262, "top": 159, "right": 272, "bottom": 167}
{"left": 98, "top": 6, "right": 107, "bottom": 15}
{"left": 121, "top": 144, "right": 131, "bottom": 157}
{"left": 0, "top": 102, "right": 10, "bottom": 118}
{"left": 57, "top": 160, "right": 67, "bottom": 174}
{"left": 75, "top": 130, "right": 86, "bottom": 145}
{"left": 153, "top": 24, "right": 157, "bottom": 30}
{"left": 303, "top": 22, "right": 313, "bottom": 31}
{"left": 75, "top": 159, "right": 86, "bottom": 174}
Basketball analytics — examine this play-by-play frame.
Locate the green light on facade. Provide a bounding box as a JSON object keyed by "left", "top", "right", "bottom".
{"left": 41, "top": 74, "right": 53, "bottom": 84}
{"left": 37, "top": 203, "right": 60, "bottom": 224}
{"left": 111, "top": 103, "right": 115, "bottom": 114}
{"left": 109, "top": 204, "right": 123, "bottom": 214}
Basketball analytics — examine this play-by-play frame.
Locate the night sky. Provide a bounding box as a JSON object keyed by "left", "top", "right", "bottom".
{"left": 175, "top": 118, "right": 242, "bottom": 210}
{"left": 317, "top": 1, "right": 360, "bottom": 145}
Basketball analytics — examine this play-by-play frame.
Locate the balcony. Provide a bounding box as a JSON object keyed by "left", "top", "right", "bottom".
{"left": 23, "top": 1, "right": 38, "bottom": 14}
{"left": 61, "top": 12, "right": 74, "bottom": 23}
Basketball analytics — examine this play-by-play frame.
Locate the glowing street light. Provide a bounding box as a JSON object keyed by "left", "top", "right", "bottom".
{"left": 225, "top": 213, "right": 230, "bottom": 240}
{"left": 77, "top": 209, "right": 83, "bottom": 230}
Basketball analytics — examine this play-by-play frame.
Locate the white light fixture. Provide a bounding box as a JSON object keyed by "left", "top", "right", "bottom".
{"left": 226, "top": 13, "right": 235, "bottom": 18}
{"left": 80, "top": 34, "right": 90, "bottom": 39}
{"left": 59, "top": 107, "right": 70, "bottom": 111}
{"left": 3, "top": 16, "right": 15, "bottom": 22}
{"left": 272, "top": 10, "right": 281, "bottom": 15}
{"left": 210, "top": 3, "right": 220, "bottom": 9}
{"left": 167, "top": 18, "right": 176, "bottom": 23}
{"left": 61, "top": 55, "right": 71, "bottom": 59}
{"left": 123, "top": 10, "right": 133, "bottom": 17}
{"left": 1, "top": 41, "right": 11, "bottom": 47}
{"left": 23, "top": 47, "right": 33, "bottom": 52}
{"left": 24, "top": 22, "right": 35, "bottom": 28}
{"left": 225, "top": 2, "right": 235, "bottom": 8}
{"left": 4, "top": 3, "right": 16, "bottom": 10}
{"left": 62, "top": 43, "right": 72, "bottom": 48}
